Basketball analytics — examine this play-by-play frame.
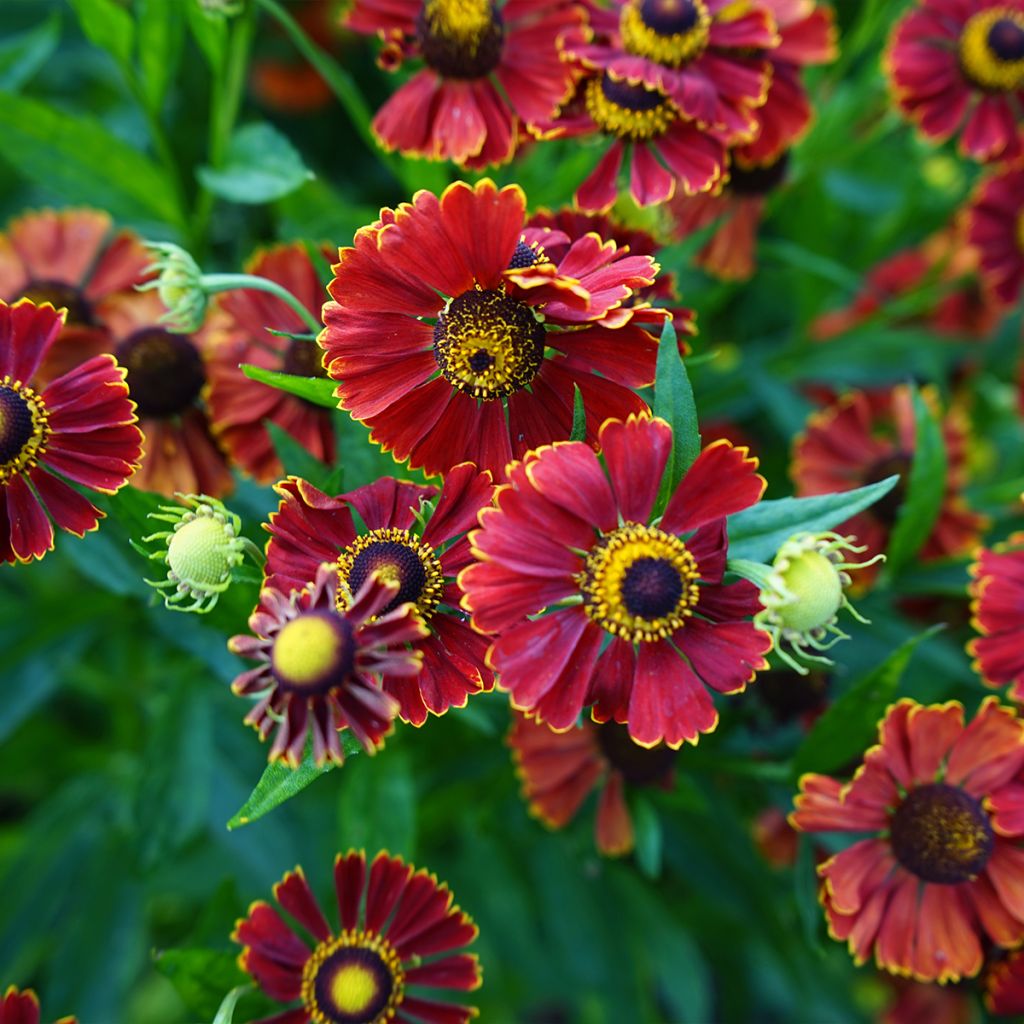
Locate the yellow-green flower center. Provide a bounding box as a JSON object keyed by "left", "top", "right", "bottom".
{"left": 0, "top": 379, "right": 49, "bottom": 485}
{"left": 166, "top": 514, "right": 237, "bottom": 588}
{"left": 959, "top": 8, "right": 1024, "bottom": 92}
{"left": 417, "top": 0, "right": 504, "bottom": 78}
{"left": 620, "top": 0, "right": 710, "bottom": 67}
{"left": 271, "top": 611, "right": 355, "bottom": 694}
{"left": 585, "top": 73, "right": 677, "bottom": 140}
{"left": 772, "top": 548, "right": 844, "bottom": 634}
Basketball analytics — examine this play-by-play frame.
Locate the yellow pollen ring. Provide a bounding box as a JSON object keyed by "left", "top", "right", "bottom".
{"left": 959, "top": 8, "right": 1024, "bottom": 92}
{"left": 0, "top": 378, "right": 50, "bottom": 485}
{"left": 585, "top": 76, "right": 677, "bottom": 141}
{"left": 620, "top": 0, "right": 711, "bottom": 68}
{"left": 422, "top": 0, "right": 492, "bottom": 48}
{"left": 272, "top": 614, "right": 350, "bottom": 690}
{"left": 331, "top": 963, "right": 379, "bottom": 1015}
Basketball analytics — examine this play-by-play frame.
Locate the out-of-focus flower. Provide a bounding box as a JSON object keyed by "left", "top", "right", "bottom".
{"left": 965, "top": 160, "right": 1024, "bottom": 307}
{"left": 0, "top": 300, "right": 142, "bottom": 565}
{"left": 880, "top": 976, "right": 973, "bottom": 1024}
{"left": 791, "top": 697, "right": 1024, "bottom": 983}
{"left": 460, "top": 413, "right": 770, "bottom": 748}
{"left": 886, "top": 0, "right": 1024, "bottom": 163}
{"left": 205, "top": 243, "right": 336, "bottom": 483}
{"left": 987, "top": 949, "right": 1024, "bottom": 1015}
{"left": 751, "top": 806, "right": 800, "bottom": 868}
{"left": 234, "top": 850, "right": 481, "bottom": 1023}
{"left": 228, "top": 563, "right": 426, "bottom": 766}
{"left": 345, "top": 0, "right": 586, "bottom": 167}
{"left": 263, "top": 466, "right": 494, "bottom": 725}
{"left": 0, "top": 986, "right": 76, "bottom": 1024}
{"left": 320, "top": 179, "right": 668, "bottom": 478}
{"left": 969, "top": 528, "right": 1024, "bottom": 702}
{"left": 508, "top": 712, "right": 676, "bottom": 855}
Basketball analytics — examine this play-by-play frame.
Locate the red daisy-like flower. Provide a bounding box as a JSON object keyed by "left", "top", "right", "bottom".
{"left": 791, "top": 384, "right": 986, "bottom": 584}
{"left": 263, "top": 466, "right": 494, "bottom": 726}
{"left": 965, "top": 160, "right": 1024, "bottom": 307}
{"left": 987, "top": 950, "right": 1024, "bottom": 1015}
{"left": 886, "top": 0, "right": 1024, "bottom": 164}
{"left": 206, "top": 243, "right": 335, "bottom": 484}
{"left": 459, "top": 413, "right": 771, "bottom": 748}
{"left": 0, "top": 987, "right": 76, "bottom": 1024}
{"left": 508, "top": 711, "right": 676, "bottom": 856}
{"left": 969, "top": 531, "right": 1024, "bottom": 702}
{"left": 0, "top": 209, "right": 150, "bottom": 383}
{"left": 345, "top": 0, "right": 586, "bottom": 167}
{"left": 791, "top": 697, "right": 1024, "bottom": 983}
{"left": 228, "top": 564, "right": 427, "bottom": 766}
{"left": 234, "top": 850, "right": 481, "bottom": 1024}
{"left": 0, "top": 300, "right": 142, "bottom": 565}
{"left": 320, "top": 179, "right": 668, "bottom": 478}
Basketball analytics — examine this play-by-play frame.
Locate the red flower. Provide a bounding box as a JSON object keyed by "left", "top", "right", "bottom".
{"left": 791, "top": 385, "right": 986, "bottom": 584}
{"left": 987, "top": 950, "right": 1024, "bottom": 1015}
{"left": 965, "top": 160, "right": 1024, "bottom": 307}
{"left": 0, "top": 987, "right": 76, "bottom": 1024}
{"left": 234, "top": 850, "right": 481, "bottom": 1024}
{"left": 791, "top": 697, "right": 1024, "bottom": 983}
{"left": 508, "top": 711, "right": 676, "bottom": 855}
{"left": 881, "top": 977, "right": 973, "bottom": 1024}
{"left": 459, "top": 413, "right": 771, "bottom": 748}
{"left": 969, "top": 532, "right": 1024, "bottom": 702}
{"left": 206, "top": 243, "right": 336, "bottom": 484}
{"left": 886, "top": 0, "right": 1024, "bottom": 163}
{"left": 319, "top": 179, "right": 668, "bottom": 478}
{"left": 0, "top": 208, "right": 150, "bottom": 382}
{"left": 263, "top": 467, "right": 494, "bottom": 726}
{"left": 0, "top": 300, "right": 142, "bottom": 565}
{"left": 228, "top": 564, "right": 427, "bottom": 766}
{"left": 345, "top": 0, "right": 586, "bottom": 167}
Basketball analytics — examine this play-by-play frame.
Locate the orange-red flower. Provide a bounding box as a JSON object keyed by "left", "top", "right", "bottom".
{"left": 320, "top": 180, "right": 668, "bottom": 478}
{"left": 791, "top": 697, "right": 1024, "bottom": 983}
{"left": 0, "top": 987, "right": 76, "bottom": 1024}
{"left": 263, "top": 467, "right": 494, "bottom": 725}
{"left": 0, "top": 300, "right": 142, "bottom": 565}
{"left": 508, "top": 711, "right": 676, "bottom": 855}
{"left": 460, "top": 413, "right": 771, "bottom": 748}
{"left": 234, "top": 850, "right": 481, "bottom": 1023}
{"left": 965, "top": 160, "right": 1024, "bottom": 307}
{"left": 987, "top": 950, "right": 1024, "bottom": 1015}
{"left": 970, "top": 532, "right": 1024, "bottom": 702}
{"left": 206, "top": 243, "right": 336, "bottom": 484}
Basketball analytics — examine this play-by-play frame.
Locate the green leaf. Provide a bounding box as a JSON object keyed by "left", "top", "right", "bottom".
{"left": 569, "top": 384, "right": 586, "bottom": 442}
{"left": 653, "top": 319, "right": 700, "bottom": 505}
{"left": 0, "top": 90, "right": 183, "bottom": 227}
{"left": 198, "top": 122, "right": 314, "bottom": 204}
{"left": 0, "top": 13, "right": 61, "bottom": 91}
{"left": 266, "top": 422, "right": 343, "bottom": 493}
{"left": 154, "top": 950, "right": 259, "bottom": 1022}
{"left": 881, "top": 386, "right": 947, "bottom": 581}
{"left": 212, "top": 985, "right": 253, "bottom": 1024}
{"left": 240, "top": 363, "right": 338, "bottom": 408}
{"left": 792, "top": 625, "right": 942, "bottom": 777}
{"left": 136, "top": 0, "right": 184, "bottom": 114}
{"left": 337, "top": 749, "right": 416, "bottom": 854}
{"left": 69, "top": 0, "right": 135, "bottom": 68}
{"left": 184, "top": 0, "right": 227, "bottom": 70}
{"left": 631, "top": 794, "right": 662, "bottom": 880}
{"left": 726, "top": 476, "right": 899, "bottom": 563}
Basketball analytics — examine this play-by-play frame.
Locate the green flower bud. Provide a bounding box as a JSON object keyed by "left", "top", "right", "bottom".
{"left": 138, "top": 243, "right": 208, "bottom": 334}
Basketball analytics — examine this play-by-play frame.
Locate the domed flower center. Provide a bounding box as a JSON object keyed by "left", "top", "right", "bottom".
{"left": 283, "top": 337, "right": 327, "bottom": 378}
{"left": 863, "top": 451, "right": 911, "bottom": 528}
{"left": 17, "top": 280, "right": 94, "bottom": 326}
{"left": 585, "top": 73, "right": 677, "bottom": 140}
{"left": 115, "top": 327, "right": 205, "bottom": 419}
{"left": 166, "top": 514, "right": 237, "bottom": 589}
{"left": 433, "top": 289, "right": 545, "bottom": 400}
{"left": 416, "top": 0, "right": 504, "bottom": 79}
{"left": 508, "top": 239, "right": 544, "bottom": 269}
{"left": 596, "top": 721, "right": 677, "bottom": 783}
{"left": 0, "top": 380, "right": 49, "bottom": 484}
{"left": 271, "top": 610, "right": 356, "bottom": 694}
{"left": 729, "top": 153, "right": 790, "bottom": 197}
{"left": 959, "top": 9, "right": 1024, "bottom": 92}
{"left": 773, "top": 548, "right": 844, "bottom": 634}
{"left": 578, "top": 523, "right": 701, "bottom": 642}
{"left": 620, "top": 0, "right": 710, "bottom": 67}
{"left": 301, "top": 931, "right": 405, "bottom": 1024}
{"left": 890, "top": 783, "right": 994, "bottom": 885}
{"left": 337, "top": 527, "right": 445, "bottom": 618}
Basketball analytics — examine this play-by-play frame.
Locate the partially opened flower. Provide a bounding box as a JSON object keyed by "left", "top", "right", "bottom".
{"left": 345, "top": 0, "right": 586, "bottom": 167}
{"left": 965, "top": 160, "right": 1024, "bottom": 307}
{"left": 263, "top": 467, "right": 494, "bottom": 725}
{"left": 320, "top": 180, "right": 668, "bottom": 478}
{"left": 886, "top": 0, "right": 1024, "bottom": 163}
{"left": 205, "top": 242, "right": 336, "bottom": 483}
{"left": 0, "top": 299, "right": 142, "bottom": 565}
{"left": 987, "top": 950, "right": 1024, "bottom": 1015}
{"left": 969, "top": 530, "right": 1024, "bottom": 702}
{"left": 791, "top": 697, "right": 1024, "bottom": 983}
{"left": 508, "top": 711, "right": 676, "bottom": 855}
{"left": 0, "top": 987, "right": 76, "bottom": 1024}
{"left": 228, "top": 563, "right": 427, "bottom": 766}
{"left": 234, "top": 850, "right": 481, "bottom": 1023}
{"left": 460, "top": 413, "right": 771, "bottom": 748}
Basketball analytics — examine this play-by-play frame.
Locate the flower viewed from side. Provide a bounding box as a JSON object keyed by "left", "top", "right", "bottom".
{"left": 0, "top": 300, "right": 142, "bottom": 565}
{"left": 790, "top": 697, "right": 1024, "bottom": 983}
{"left": 969, "top": 531, "right": 1024, "bottom": 702}
{"left": 965, "top": 161, "right": 1024, "bottom": 307}
{"left": 791, "top": 385, "right": 986, "bottom": 584}
{"left": 234, "top": 850, "right": 481, "bottom": 1023}
{"left": 228, "top": 564, "right": 427, "bottom": 766}
{"left": 508, "top": 711, "right": 676, "bottom": 855}
{"left": 205, "top": 243, "right": 336, "bottom": 483}
{"left": 460, "top": 413, "right": 771, "bottom": 748}
{"left": 320, "top": 180, "right": 668, "bottom": 478}
{"left": 987, "top": 950, "right": 1024, "bottom": 1015}
{"left": 263, "top": 467, "right": 494, "bottom": 725}
{"left": 0, "top": 987, "right": 76, "bottom": 1024}
{"left": 345, "top": 0, "right": 586, "bottom": 167}
{"left": 886, "top": 0, "right": 1024, "bottom": 163}
{"left": 137, "top": 243, "right": 208, "bottom": 334}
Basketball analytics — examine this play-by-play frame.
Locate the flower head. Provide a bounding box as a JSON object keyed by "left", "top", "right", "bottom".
{"left": 969, "top": 529, "right": 1024, "bottom": 702}
{"left": 987, "top": 949, "right": 1024, "bottom": 1015}
{"left": 0, "top": 987, "right": 76, "bottom": 1024}
{"left": 233, "top": 850, "right": 481, "bottom": 1024}
{"left": 138, "top": 243, "right": 208, "bottom": 333}
{"left": 965, "top": 160, "right": 1024, "bottom": 308}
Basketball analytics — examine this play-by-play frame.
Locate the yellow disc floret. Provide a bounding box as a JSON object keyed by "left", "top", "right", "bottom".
{"left": 586, "top": 73, "right": 677, "bottom": 140}
{"left": 620, "top": 0, "right": 711, "bottom": 67}
{"left": 0, "top": 379, "right": 49, "bottom": 485}
{"left": 959, "top": 8, "right": 1024, "bottom": 92}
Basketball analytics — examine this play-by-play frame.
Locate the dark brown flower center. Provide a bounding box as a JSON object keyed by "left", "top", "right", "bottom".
{"left": 729, "top": 153, "right": 790, "bottom": 197}
{"left": 863, "top": 451, "right": 912, "bottom": 528}
{"left": 959, "top": 9, "right": 1024, "bottom": 91}
{"left": 890, "top": 783, "right": 994, "bottom": 884}
{"left": 302, "top": 932, "right": 405, "bottom": 1024}
{"left": 620, "top": 0, "right": 710, "bottom": 66}
{"left": 417, "top": 0, "right": 504, "bottom": 78}
{"left": 989, "top": 17, "right": 1024, "bottom": 61}
{"left": 115, "top": 328, "right": 205, "bottom": 419}
{"left": 271, "top": 610, "right": 356, "bottom": 695}
{"left": 509, "top": 239, "right": 543, "bottom": 269}
{"left": 640, "top": 0, "right": 699, "bottom": 36}
{"left": 585, "top": 73, "right": 677, "bottom": 140}
{"left": 596, "top": 721, "right": 677, "bottom": 784}
{"left": 621, "top": 557, "right": 684, "bottom": 619}
{"left": 0, "top": 381, "right": 49, "bottom": 484}
{"left": 17, "top": 280, "right": 94, "bottom": 327}
{"left": 283, "top": 337, "right": 327, "bottom": 378}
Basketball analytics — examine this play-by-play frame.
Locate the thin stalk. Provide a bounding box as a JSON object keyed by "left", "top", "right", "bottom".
{"left": 202, "top": 272, "right": 323, "bottom": 335}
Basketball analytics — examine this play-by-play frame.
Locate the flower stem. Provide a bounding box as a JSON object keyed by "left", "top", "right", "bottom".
{"left": 202, "top": 273, "right": 323, "bottom": 335}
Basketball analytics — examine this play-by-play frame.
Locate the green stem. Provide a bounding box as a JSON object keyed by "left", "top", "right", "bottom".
{"left": 202, "top": 272, "right": 323, "bottom": 335}
{"left": 726, "top": 559, "right": 775, "bottom": 591}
